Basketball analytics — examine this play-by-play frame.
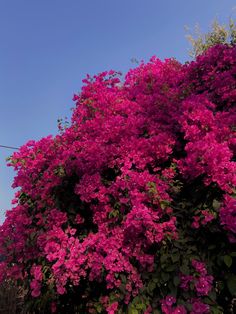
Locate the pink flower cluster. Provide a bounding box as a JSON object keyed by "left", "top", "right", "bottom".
{"left": 161, "top": 297, "right": 210, "bottom": 314}
{"left": 161, "top": 296, "right": 187, "bottom": 314}
{"left": 0, "top": 44, "right": 235, "bottom": 312}
{"left": 180, "top": 259, "right": 213, "bottom": 297}
{"left": 30, "top": 265, "right": 43, "bottom": 297}
{"left": 191, "top": 209, "right": 215, "bottom": 229}
{"left": 190, "top": 299, "right": 210, "bottom": 314}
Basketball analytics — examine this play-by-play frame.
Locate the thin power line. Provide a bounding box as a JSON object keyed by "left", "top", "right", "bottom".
{"left": 0, "top": 145, "right": 19, "bottom": 150}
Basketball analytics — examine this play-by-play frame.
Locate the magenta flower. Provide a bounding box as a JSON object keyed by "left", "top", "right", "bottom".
{"left": 191, "top": 299, "right": 210, "bottom": 313}
{"left": 191, "top": 259, "right": 207, "bottom": 275}
{"left": 194, "top": 276, "right": 213, "bottom": 296}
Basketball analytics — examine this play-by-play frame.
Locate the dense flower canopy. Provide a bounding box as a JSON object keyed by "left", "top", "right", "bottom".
{"left": 0, "top": 44, "right": 236, "bottom": 313}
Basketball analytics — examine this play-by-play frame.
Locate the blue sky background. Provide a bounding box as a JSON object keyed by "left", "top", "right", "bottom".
{"left": 0, "top": 0, "right": 236, "bottom": 223}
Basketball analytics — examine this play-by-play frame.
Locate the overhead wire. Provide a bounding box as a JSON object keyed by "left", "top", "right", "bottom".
{"left": 0, "top": 145, "right": 19, "bottom": 150}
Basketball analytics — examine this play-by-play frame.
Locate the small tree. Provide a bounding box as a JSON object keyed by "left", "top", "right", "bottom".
{"left": 186, "top": 18, "right": 236, "bottom": 57}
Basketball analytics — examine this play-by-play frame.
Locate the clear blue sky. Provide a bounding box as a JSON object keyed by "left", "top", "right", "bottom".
{"left": 0, "top": 0, "right": 235, "bottom": 223}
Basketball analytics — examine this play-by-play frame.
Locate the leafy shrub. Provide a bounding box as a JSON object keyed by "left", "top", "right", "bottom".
{"left": 0, "top": 44, "right": 236, "bottom": 313}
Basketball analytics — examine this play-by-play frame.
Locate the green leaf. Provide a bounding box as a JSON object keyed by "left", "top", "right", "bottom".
{"left": 161, "top": 272, "right": 170, "bottom": 282}
{"left": 171, "top": 253, "right": 180, "bottom": 263}
{"left": 119, "top": 284, "right": 126, "bottom": 294}
{"left": 169, "top": 284, "right": 177, "bottom": 297}
{"left": 173, "top": 276, "right": 180, "bottom": 287}
{"left": 217, "top": 256, "right": 223, "bottom": 266}
{"left": 203, "top": 296, "right": 215, "bottom": 305}
{"left": 208, "top": 244, "right": 216, "bottom": 250}
{"left": 109, "top": 209, "right": 120, "bottom": 218}
{"left": 165, "top": 264, "right": 176, "bottom": 272}
{"left": 224, "top": 255, "right": 232, "bottom": 268}
{"left": 212, "top": 199, "right": 221, "bottom": 210}
{"left": 128, "top": 307, "right": 139, "bottom": 314}
{"left": 147, "top": 281, "right": 156, "bottom": 293}
{"left": 160, "top": 200, "right": 171, "bottom": 209}
{"left": 208, "top": 290, "right": 216, "bottom": 301}
{"left": 160, "top": 254, "right": 168, "bottom": 263}
{"left": 94, "top": 304, "right": 103, "bottom": 313}
{"left": 120, "top": 274, "right": 127, "bottom": 284}
{"left": 180, "top": 265, "right": 189, "bottom": 275}
{"left": 227, "top": 275, "right": 236, "bottom": 296}
{"left": 211, "top": 306, "right": 224, "bottom": 314}
{"left": 135, "top": 303, "right": 146, "bottom": 310}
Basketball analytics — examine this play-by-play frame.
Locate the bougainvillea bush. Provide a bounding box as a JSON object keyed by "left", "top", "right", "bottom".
{"left": 0, "top": 44, "right": 236, "bottom": 313}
